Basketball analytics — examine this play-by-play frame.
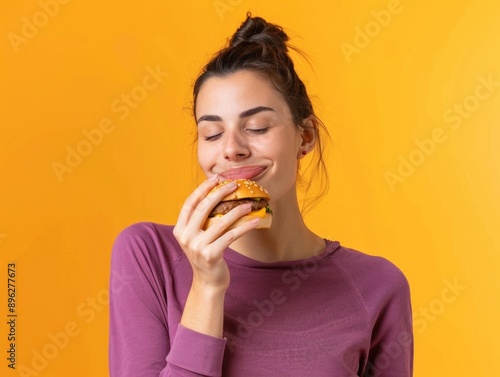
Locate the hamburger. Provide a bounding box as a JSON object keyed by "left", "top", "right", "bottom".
{"left": 203, "top": 179, "right": 273, "bottom": 230}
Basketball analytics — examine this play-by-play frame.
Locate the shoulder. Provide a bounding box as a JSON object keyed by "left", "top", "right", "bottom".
{"left": 113, "top": 221, "right": 177, "bottom": 245}
{"left": 114, "top": 221, "right": 172, "bottom": 240}
{"left": 333, "top": 246, "right": 408, "bottom": 286}
{"left": 111, "top": 222, "right": 184, "bottom": 268}
{"left": 330, "top": 245, "right": 411, "bottom": 315}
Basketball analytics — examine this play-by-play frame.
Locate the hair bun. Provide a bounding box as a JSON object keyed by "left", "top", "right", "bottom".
{"left": 229, "top": 13, "right": 289, "bottom": 54}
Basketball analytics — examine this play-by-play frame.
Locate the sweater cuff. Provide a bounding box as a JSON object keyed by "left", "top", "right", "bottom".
{"left": 167, "top": 323, "right": 227, "bottom": 376}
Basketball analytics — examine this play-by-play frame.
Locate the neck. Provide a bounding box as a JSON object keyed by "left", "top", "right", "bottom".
{"left": 229, "top": 188, "right": 325, "bottom": 263}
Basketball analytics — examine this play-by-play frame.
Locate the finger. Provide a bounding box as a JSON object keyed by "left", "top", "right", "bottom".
{"left": 210, "top": 215, "right": 260, "bottom": 253}
{"left": 187, "top": 180, "right": 239, "bottom": 230}
{"left": 180, "top": 204, "right": 253, "bottom": 266}
{"left": 175, "top": 175, "right": 221, "bottom": 230}
{"left": 202, "top": 202, "right": 259, "bottom": 246}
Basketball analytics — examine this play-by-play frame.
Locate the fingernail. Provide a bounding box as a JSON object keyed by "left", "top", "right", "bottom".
{"left": 241, "top": 203, "right": 252, "bottom": 210}
{"left": 226, "top": 181, "right": 237, "bottom": 188}
{"left": 209, "top": 174, "right": 219, "bottom": 182}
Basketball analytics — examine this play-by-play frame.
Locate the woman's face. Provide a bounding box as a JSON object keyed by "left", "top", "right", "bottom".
{"left": 195, "top": 70, "right": 305, "bottom": 203}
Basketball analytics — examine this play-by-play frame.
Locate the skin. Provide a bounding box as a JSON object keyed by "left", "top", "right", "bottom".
{"left": 173, "top": 70, "right": 326, "bottom": 338}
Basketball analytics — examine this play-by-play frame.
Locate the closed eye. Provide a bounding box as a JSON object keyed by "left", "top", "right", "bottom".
{"left": 246, "top": 127, "right": 269, "bottom": 135}
{"left": 204, "top": 133, "right": 223, "bottom": 141}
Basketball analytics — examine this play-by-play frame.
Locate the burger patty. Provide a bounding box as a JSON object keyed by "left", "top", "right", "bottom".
{"left": 209, "top": 199, "right": 269, "bottom": 217}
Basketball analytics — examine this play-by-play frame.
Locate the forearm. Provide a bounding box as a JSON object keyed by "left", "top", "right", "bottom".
{"left": 180, "top": 282, "right": 226, "bottom": 338}
{"left": 165, "top": 282, "right": 227, "bottom": 376}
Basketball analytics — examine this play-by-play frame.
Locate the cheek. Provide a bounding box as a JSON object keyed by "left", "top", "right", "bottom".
{"left": 274, "top": 132, "right": 301, "bottom": 160}
{"left": 197, "top": 133, "right": 234, "bottom": 168}
{"left": 197, "top": 143, "right": 215, "bottom": 172}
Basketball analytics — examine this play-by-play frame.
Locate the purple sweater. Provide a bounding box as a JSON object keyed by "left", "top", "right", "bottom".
{"left": 109, "top": 222, "right": 413, "bottom": 376}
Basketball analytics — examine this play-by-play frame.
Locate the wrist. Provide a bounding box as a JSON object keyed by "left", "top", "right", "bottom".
{"left": 191, "top": 278, "right": 228, "bottom": 297}
{"left": 181, "top": 281, "right": 227, "bottom": 338}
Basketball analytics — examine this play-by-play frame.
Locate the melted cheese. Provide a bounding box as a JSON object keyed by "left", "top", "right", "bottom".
{"left": 251, "top": 207, "right": 267, "bottom": 218}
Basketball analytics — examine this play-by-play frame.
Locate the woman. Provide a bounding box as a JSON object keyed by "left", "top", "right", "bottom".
{"left": 109, "top": 14, "right": 413, "bottom": 377}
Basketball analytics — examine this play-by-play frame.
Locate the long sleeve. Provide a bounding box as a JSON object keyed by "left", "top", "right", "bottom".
{"left": 109, "top": 223, "right": 227, "bottom": 377}
{"left": 359, "top": 257, "right": 414, "bottom": 377}
{"left": 331, "top": 247, "right": 413, "bottom": 377}
{"left": 364, "top": 271, "right": 413, "bottom": 376}
{"left": 109, "top": 223, "right": 413, "bottom": 376}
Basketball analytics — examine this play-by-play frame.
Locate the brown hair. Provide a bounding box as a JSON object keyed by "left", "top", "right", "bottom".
{"left": 193, "top": 13, "right": 330, "bottom": 213}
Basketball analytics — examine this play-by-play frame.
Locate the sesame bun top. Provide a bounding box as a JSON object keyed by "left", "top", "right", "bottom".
{"left": 211, "top": 179, "right": 270, "bottom": 202}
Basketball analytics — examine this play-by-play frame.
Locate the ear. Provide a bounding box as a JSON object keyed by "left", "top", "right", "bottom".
{"left": 297, "top": 116, "right": 316, "bottom": 159}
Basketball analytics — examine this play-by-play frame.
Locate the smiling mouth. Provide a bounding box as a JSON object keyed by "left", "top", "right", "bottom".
{"left": 219, "top": 166, "right": 266, "bottom": 180}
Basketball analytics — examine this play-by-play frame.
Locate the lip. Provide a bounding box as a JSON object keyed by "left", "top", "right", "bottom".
{"left": 219, "top": 165, "right": 267, "bottom": 180}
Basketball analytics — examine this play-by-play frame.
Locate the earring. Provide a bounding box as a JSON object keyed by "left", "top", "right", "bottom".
{"left": 301, "top": 151, "right": 307, "bottom": 156}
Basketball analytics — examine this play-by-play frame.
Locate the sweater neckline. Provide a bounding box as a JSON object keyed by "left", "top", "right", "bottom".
{"left": 224, "top": 239, "right": 341, "bottom": 269}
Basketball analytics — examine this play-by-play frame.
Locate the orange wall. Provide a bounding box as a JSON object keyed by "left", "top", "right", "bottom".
{"left": 1, "top": 1, "right": 499, "bottom": 376}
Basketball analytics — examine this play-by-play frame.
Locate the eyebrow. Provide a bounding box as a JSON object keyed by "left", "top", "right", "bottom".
{"left": 196, "top": 106, "right": 275, "bottom": 124}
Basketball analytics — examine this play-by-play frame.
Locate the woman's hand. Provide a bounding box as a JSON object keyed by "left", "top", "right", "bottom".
{"left": 174, "top": 175, "right": 259, "bottom": 289}
{"left": 173, "top": 175, "right": 259, "bottom": 337}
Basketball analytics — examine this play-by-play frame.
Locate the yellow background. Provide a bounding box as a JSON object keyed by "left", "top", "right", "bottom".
{"left": 1, "top": 0, "right": 499, "bottom": 376}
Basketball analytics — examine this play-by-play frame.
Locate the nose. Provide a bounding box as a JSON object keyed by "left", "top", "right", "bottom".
{"left": 223, "top": 130, "right": 250, "bottom": 161}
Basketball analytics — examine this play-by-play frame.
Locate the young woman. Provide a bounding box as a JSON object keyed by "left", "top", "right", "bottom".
{"left": 109, "top": 14, "right": 413, "bottom": 377}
